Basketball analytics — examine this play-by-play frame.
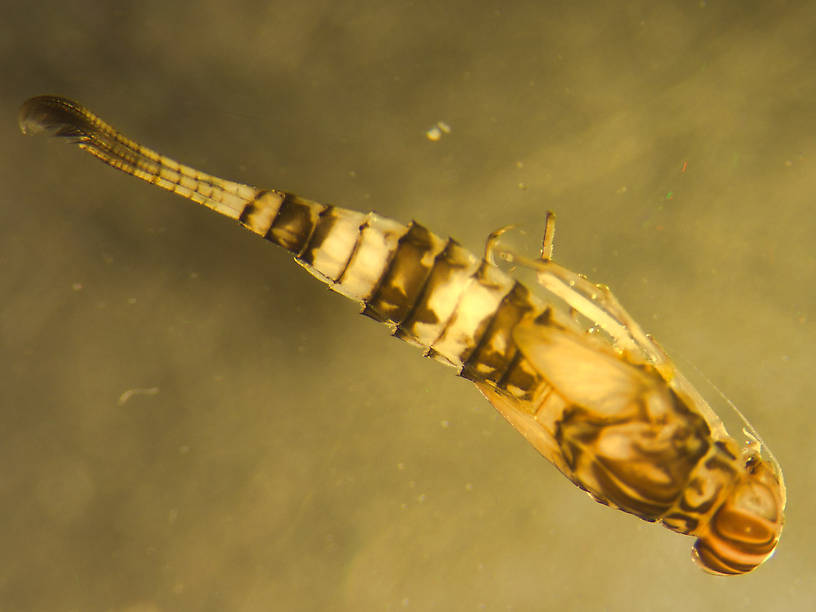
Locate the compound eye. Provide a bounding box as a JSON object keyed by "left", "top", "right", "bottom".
{"left": 692, "top": 537, "right": 745, "bottom": 576}
{"left": 715, "top": 484, "right": 779, "bottom": 543}
{"left": 691, "top": 474, "right": 783, "bottom": 575}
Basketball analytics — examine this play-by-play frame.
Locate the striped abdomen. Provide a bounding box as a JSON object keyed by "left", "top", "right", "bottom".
{"left": 18, "top": 95, "right": 550, "bottom": 402}
{"left": 248, "top": 193, "right": 551, "bottom": 402}
{"left": 20, "top": 95, "right": 785, "bottom": 575}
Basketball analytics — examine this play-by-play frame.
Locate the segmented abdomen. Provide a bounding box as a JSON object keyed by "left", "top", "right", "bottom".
{"left": 18, "top": 95, "right": 550, "bottom": 402}
{"left": 241, "top": 189, "right": 549, "bottom": 401}
{"left": 20, "top": 95, "right": 785, "bottom": 575}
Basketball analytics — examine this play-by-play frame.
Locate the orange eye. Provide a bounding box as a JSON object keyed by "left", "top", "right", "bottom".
{"left": 693, "top": 537, "right": 750, "bottom": 576}
{"left": 713, "top": 499, "right": 779, "bottom": 546}
{"left": 691, "top": 464, "right": 784, "bottom": 575}
{"left": 692, "top": 520, "right": 778, "bottom": 576}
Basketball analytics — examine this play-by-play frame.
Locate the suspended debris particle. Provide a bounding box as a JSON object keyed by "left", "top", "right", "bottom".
{"left": 118, "top": 386, "right": 160, "bottom": 406}
{"left": 425, "top": 121, "right": 452, "bottom": 141}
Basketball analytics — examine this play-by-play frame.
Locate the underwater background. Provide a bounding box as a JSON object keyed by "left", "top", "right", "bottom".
{"left": 2, "top": 1, "right": 814, "bottom": 610}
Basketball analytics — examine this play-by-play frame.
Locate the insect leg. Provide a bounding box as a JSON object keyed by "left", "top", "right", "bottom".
{"left": 484, "top": 211, "right": 557, "bottom": 265}
{"left": 483, "top": 224, "right": 516, "bottom": 265}
{"left": 482, "top": 214, "right": 669, "bottom": 367}
{"left": 538, "top": 210, "right": 556, "bottom": 262}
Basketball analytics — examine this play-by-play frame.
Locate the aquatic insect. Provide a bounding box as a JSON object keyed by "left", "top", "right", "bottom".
{"left": 19, "top": 95, "right": 785, "bottom": 575}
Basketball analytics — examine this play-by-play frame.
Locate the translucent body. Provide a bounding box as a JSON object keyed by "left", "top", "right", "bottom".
{"left": 19, "top": 95, "right": 785, "bottom": 574}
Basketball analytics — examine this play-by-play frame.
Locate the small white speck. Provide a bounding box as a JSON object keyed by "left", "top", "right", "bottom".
{"left": 426, "top": 121, "right": 452, "bottom": 141}
{"left": 118, "top": 386, "right": 159, "bottom": 406}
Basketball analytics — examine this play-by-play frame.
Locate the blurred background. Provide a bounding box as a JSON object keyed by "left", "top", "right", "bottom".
{"left": 2, "top": 1, "right": 814, "bottom": 610}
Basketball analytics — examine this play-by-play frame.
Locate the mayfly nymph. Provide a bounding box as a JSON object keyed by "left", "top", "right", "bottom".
{"left": 19, "top": 95, "right": 785, "bottom": 575}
